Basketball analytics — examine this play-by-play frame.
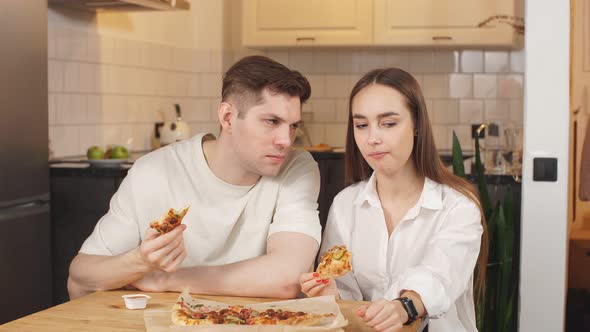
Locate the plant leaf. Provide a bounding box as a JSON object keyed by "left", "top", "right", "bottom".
{"left": 452, "top": 131, "right": 466, "bottom": 178}
{"left": 474, "top": 134, "right": 492, "bottom": 218}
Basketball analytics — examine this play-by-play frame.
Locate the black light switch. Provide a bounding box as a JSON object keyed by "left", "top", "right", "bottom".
{"left": 533, "top": 157, "right": 558, "bottom": 182}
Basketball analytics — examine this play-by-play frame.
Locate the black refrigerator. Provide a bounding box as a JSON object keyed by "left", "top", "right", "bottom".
{"left": 0, "top": 1, "right": 52, "bottom": 324}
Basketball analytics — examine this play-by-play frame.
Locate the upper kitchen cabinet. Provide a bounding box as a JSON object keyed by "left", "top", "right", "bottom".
{"left": 374, "top": 0, "right": 523, "bottom": 48}
{"left": 242, "top": 0, "right": 373, "bottom": 47}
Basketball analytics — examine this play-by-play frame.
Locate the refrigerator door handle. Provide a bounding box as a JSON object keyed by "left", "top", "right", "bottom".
{"left": 0, "top": 200, "right": 50, "bottom": 220}
{"left": 0, "top": 193, "right": 50, "bottom": 209}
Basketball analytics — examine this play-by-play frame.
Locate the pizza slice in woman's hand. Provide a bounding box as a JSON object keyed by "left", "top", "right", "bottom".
{"left": 149, "top": 206, "right": 190, "bottom": 234}
{"left": 316, "top": 245, "right": 352, "bottom": 279}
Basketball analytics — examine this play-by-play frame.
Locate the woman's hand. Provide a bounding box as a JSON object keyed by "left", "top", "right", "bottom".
{"left": 299, "top": 272, "right": 339, "bottom": 298}
{"left": 357, "top": 299, "right": 408, "bottom": 332}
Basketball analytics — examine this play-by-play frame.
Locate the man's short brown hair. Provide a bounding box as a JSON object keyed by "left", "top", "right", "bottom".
{"left": 221, "top": 56, "right": 311, "bottom": 114}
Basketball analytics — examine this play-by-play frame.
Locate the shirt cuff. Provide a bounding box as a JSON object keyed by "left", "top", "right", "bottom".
{"left": 397, "top": 270, "right": 452, "bottom": 319}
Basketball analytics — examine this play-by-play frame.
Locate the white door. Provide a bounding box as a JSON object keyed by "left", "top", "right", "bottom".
{"left": 519, "top": 1, "right": 569, "bottom": 331}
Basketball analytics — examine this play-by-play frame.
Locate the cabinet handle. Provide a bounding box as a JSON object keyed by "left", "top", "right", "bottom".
{"left": 296, "top": 37, "right": 316, "bottom": 42}
{"left": 432, "top": 36, "right": 453, "bottom": 41}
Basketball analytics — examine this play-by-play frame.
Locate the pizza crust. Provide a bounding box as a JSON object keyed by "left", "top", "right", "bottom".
{"left": 171, "top": 293, "right": 336, "bottom": 326}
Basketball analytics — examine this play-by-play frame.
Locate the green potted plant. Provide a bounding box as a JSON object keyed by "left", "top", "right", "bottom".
{"left": 452, "top": 131, "right": 519, "bottom": 332}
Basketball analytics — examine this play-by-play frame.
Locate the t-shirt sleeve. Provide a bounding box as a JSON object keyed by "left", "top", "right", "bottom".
{"left": 268, "top": 152, "right": 322, "bottom": 245}
{"left": 78, "top": 166, "right": 142, "bottom": 256}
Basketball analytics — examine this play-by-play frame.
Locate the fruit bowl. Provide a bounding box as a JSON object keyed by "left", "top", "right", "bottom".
{"left": 87, "top": 159, "right": 128, "bottom": 168}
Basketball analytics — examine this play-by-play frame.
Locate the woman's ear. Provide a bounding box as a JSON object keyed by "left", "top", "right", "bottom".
{"left": 218, "top": 102, "right": 234, "bottom": 134}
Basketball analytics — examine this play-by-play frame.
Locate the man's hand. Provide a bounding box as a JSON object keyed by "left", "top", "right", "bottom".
{"left": 130, "top": 270, "right": 170, "bottom": 292}
{"left": 138, "top": 224, "right": 187, "bottom": 273}
{"left": 300, "top": 272, "right": 339, "bottom": 298}
{"left": 357, "top": 299, "right": 408, "bottom": 332}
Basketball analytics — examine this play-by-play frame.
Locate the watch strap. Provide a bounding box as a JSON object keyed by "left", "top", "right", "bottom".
{"left": 394, "top": 297, "right": 418, "bottom": 325}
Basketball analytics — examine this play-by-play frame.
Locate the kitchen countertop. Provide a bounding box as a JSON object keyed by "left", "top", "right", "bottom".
{"left": 50, "top": 149, "right": 520, "bottom": 184}
{"left": 48, "top": 150, "right": 345, "bottom": 177}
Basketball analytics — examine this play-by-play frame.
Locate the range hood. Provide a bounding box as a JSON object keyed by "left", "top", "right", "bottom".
{"left": 48, "top": 0, "right": 190, "bottom": 12}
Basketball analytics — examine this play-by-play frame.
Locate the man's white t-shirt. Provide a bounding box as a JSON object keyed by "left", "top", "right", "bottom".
{"left": 80, "top": 133, "right": 322, "bottom": 266}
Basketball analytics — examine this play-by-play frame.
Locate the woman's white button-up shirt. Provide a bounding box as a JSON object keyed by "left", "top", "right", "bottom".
{"left": 320, "top": 174, "right": 483, "bottom": 332}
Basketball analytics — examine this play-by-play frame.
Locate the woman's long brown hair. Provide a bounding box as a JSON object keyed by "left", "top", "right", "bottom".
{"left": 344, "top": 68, "right": 488, "bottom": 305}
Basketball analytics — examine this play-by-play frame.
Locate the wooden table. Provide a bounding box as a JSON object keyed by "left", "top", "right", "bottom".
{"left": 0, "top": 291, "right": 423, "bottom": 331}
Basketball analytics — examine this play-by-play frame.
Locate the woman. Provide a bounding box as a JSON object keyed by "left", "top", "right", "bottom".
{"left": 300, "top": 68, "right": 488, "bottom": 332}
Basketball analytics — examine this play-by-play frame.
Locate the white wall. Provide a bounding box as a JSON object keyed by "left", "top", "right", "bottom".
{"left": 519, "top": 1, "right": 570, "bottom": 331}
{"left": 48, "top": 0, "right": 226, "bottom": 157}
{"left": 48, "top": 0, "right": 525, "bottom": 162}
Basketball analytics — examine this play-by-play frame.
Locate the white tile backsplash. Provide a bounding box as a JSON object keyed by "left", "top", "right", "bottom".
{"left": 434, "top": 51, "right": 459, "bottom": 73}
{"left": 359, "top": 50, "right": 386, "bottom": 73}
{"left": 409, "top": 51, "right": 435, "bottom": 73}
{"left": 450, "top": 124, "right": 472, "bottom": 151}
{"left": 423, "top": 75, "right": 448, "bottom": 98}
{"left": 484, "top": 51, "right": 510, "bottom": 73}
{"left": 336, "top": 50, "right": 355, "bottom": 74}
{"left": 498, "top": 74, "right": 524, "bottom": 99}
{"left": 510, "top": 50, "right": 525, "bottom": 73}
{"left": 183, "top": 98, "right": 210, "bottom": 122}
{"left": 265, "top": 50, "right": 289, "bottom": 66}
{"left": 325, "top": 124, "right": 347, "bottom": 147}
{"left": 484, "top": 100, "right": 511, "bottom": 121}
{"left": 305, "top": 123, "right": 326, "bottom": 146}
{"left": 210, "top": 50, "right": 224, "bottom": 73}
{"left": 289, "top": 50, "right": 314, "bottom": 73}
{"left": 192, "top": 50, "right": 211, "bottom": 73}
{"left": 460, "top": 50, "right": 484, "bottom": 73}
{"left": 310, "top": 99, "right": 336, "bottom": 122}
{"left": 63, "top": 62, "right": 80, "bottom": 92}
{"left": 325, "top": 75, "right": 349, "bottom": 98}
{"left": 313, "top": 50, "right": 340, "bottom": 73}
{"left": 48, "top": 24, "right": 524, "bottom": 158}
{"left": 200, "top": 73, "right": 222, "bottom": 97}
{"left": 509, "top": 100, "right": 524, "bottom": 124}
{"left": 50, "top": 125, "right": 80, "bottom": 157}
{"left": 432, "top": 125, "right": 450, "bottom": 150}
{"left": 433, "top": 100, "right": 459, "bottom": 124}
{"left": 459, "top": 100, "right": 484, "bottom": 124}
{"left": 385, "top": 50, "right": 410, "bottom": 69}
{"left": 48, "top": 94, "right": 56, "bottom": 126}
{"left": 474, "top": 74, "right": 498, "bottom": 98}
{"left": 307, "top": 75, "right": 326, "bottom": 98}
{"left": 335, "top": 99, "right": 349, "bottom": 123}
{"left": 48, "top": 60, "right": 64, "bottom": 92}
{"left": 449, "top": 74, "right": 473, "bottom": 99}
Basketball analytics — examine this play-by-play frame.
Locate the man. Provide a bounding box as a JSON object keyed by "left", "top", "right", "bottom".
{"left": 68, "top": 56, "right": 321, "bottom": 299}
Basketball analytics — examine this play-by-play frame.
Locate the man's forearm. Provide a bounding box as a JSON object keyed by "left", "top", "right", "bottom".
{"left": 68, "top": 249, "right": 150, "bottom": 299}
{"left": 165, "top": 233, "right": 319, "bottom": 298}
{"left": 166, "top": 255, "right": 301, "bottom": 298}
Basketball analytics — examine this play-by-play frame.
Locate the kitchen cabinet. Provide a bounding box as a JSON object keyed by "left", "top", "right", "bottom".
{"left": 50, "top": 169, "right": 125, "bottom": 304}
{"left": 373, "top": 0, "right": 522, "bottom": 47}
{"left": 314, "top": 154, "right": 346, "bottom": 230}
{"left": 243, "top": 0, "right": 522, "bottom": 48}
{"left": 242, "top": 0, "right": 373, "bottom": 47}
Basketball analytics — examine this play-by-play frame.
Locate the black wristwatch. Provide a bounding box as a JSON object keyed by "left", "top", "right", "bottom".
{"left": 395, "top": 297, "right": 418, "bottom": 325}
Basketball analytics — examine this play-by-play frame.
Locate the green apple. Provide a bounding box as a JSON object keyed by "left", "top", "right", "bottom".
{"left": 86, "top": 146, "right": 105, "bottom": 160}
{"left": 110, "top": 145, "right": 129, "bottom": 159}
